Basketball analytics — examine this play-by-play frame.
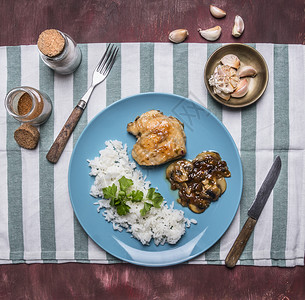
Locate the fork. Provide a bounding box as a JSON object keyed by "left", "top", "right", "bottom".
{"left": 46, "top": 44, "right": 119, "bottom": 163}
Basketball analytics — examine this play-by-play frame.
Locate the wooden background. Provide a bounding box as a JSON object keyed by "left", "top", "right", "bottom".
{"left": 0, "top": 0, "right": 304, "bottom": 46}
{"left": 0, "top": 0, "right": 304, "bottom": 299}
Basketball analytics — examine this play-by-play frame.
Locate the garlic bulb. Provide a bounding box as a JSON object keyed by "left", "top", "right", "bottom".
{"left": 198, "top": 26, "right": 222, "bottom": 41}
{"left": 220, "top": 54, "right": 240, "bottom": 69}
{"left": 232, "top": 15, "right": 244, "bottom": 38}
{"left": 237, "top": 66, "right": 257, "bottom": 77}
{"left": 210, "top": 5, "right": 226, "bottom": 18}
{"left": 209, "top": 65, "right": 240, "bottom": 96}
{"left": 169, "top": 29, "right": 189, "bottom": 44}
{"left": 231, "top": 79, "right": 249, "bottom": 98}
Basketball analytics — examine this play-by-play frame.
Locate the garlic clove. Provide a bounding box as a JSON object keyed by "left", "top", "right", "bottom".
{"left": 215, "top": 64, "right": 226, "bottom": 77}
{"left": 217, "top": 91, "right": 231, "bottom": 101}
{"left": 198, "top": 26, "right": 222, "bottom": 41}
{"left": 232, "top": 15, "right": 244, "bottom": 38}
{"left": 213, "top": 87, "right": 231, "bottom": 101}
{"left": 231, "top": 78, "right": 249, "bottom": 98}
{"left": 237, "top": 66, "right": 257, "bottom": 77}
{"left": 210, "top": 5, "right": 226, "bottom": 18}
{"left": 230, "top": 75, "right": 240, "bottom": 89}
{"left": 169, "top": 29, "right": 189, "bottom": 44}
{"left": 220, "top": 82, "right": 235, "bottom": 94}
{"left": 220, "top": 54, "right": 240, "bottom": 69}
{"left": 228, "top": 67, "right": 238, "bottom": 77}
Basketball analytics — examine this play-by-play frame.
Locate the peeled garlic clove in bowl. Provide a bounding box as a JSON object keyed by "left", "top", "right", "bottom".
{"left": 220, "top": 54, "right": 240, "bottom": 69}
{"left": 237, "top": 66, "right": 257, "bottom": 77}
{"left": 198, "top": 26, "right": 222, "bottom": 41}
{"left": 231, "top": 78, "right": 249, "bottom": 98}
{"left": 232, "top": 15, "right": 244, "bottom": 38}
{"left": 210, "top": 5, "right": 226, "bottom": 18}
{"left": 217, "top": 91, "right": 231, "bottom": 101}
{"left": 169, "top": 29, "right": 189, "bottom": 44}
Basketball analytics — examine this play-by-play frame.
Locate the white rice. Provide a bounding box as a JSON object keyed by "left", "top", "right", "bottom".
{"left": 88, "top": 140, "right": 197, "bottom": 246}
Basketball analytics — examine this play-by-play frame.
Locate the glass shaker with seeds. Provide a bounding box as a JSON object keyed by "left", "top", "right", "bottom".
{"left": 4, "top": 86, "right": 52, "bottom": 126}
{"left": 37, "top": 29, "right": 82, "bottom": 75}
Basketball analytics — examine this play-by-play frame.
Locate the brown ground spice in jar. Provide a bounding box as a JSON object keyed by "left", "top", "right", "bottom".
{"left": 17, "top": 92, "right": 43, "bottom": 120}
{"left": 18, "top": 93, "right": 32, "bottom": 115}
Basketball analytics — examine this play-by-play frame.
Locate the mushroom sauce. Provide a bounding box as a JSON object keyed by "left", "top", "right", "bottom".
{"left": 166, "top": 151, "right": 231, "bottom": 213}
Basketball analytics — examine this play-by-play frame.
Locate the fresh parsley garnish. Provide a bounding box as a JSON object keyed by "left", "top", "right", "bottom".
{"left": 129, "top": 190, "right": 144, "bottom": 202}
{"left": 147, "top": 188, "right": 164, "bottom": 208}
{"left": 102, "top": 177, "right": 164, "bottom": 216}
{"left": 119, "top": 176, "right": 133, "bottom": 192}
{"left": 140, "top": 202, "right": 153, "bottom": 216}
{"left": 102, "top": 183, "right": 117, "bottom": 200}
{"left": 116, "top": 202, "right": 130, "bottom": 216}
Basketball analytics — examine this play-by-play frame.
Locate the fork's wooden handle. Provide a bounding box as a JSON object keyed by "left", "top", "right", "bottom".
{"left": 46, "top": 105, "right": 84, "bottom": 164}
{"left": 225, "top": 217, "right": 257, "bottom": 268}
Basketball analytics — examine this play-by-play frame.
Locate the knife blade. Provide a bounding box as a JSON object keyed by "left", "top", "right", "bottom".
{"left": 225, "top": 156, "right": 282, "bottom": 268}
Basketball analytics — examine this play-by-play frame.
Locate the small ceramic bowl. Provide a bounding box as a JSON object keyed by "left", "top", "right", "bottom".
{"left": 204, "top": 44, "right": 269, "bottom": 108}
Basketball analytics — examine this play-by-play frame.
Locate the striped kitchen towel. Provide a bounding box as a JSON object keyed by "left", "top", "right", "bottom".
{"left": 0, "top": 43, "right": 304, "bottom": 266}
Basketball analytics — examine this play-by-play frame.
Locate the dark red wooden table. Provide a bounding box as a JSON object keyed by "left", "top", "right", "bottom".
{"left": 0, "top": 1, "right": 304, "bottom": 299}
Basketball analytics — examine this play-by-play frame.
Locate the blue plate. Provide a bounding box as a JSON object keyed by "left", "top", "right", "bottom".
{"left": 68, "top": 93, "right": 243, "bottom": 267}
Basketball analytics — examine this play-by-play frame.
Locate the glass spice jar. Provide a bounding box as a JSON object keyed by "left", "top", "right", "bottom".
{"left": 4, "top": 86, "right": 52, "bottom": 126}
{"left": 37, "top": 29, "right": 82, "bottom": 75}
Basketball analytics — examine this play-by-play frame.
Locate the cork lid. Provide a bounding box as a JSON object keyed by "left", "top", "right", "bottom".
{"left": 37, "top": 29, "right": 66, "bottom": 57}
{"left": 14, "top": 124, "right": 40, "bottom": 150}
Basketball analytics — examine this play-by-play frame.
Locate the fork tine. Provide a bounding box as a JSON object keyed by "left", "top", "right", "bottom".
{"left": 101, "top": 46, "right": 118, "bottom": 73}
{"left": 102, "top": 47, "right": 119, "bottom": 75}
{"left": 98, "top": 45, "right": 117, "bottom": 74}
{"left": 96, "top": 44, "right": 113, "bottom": 72}
{"left": 94, "top": 44, "right": 112, "bottom": 72}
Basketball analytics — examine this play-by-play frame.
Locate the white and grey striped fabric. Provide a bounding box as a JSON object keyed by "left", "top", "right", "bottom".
{"left": 0, "top": 43, "right": 304, "bottom": 266}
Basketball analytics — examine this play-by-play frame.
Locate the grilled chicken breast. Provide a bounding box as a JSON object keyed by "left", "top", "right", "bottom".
{"left": 127, "top": 110, "right": 186, "bottom": 166}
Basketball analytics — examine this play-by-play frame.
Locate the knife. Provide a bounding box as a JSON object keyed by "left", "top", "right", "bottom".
{"left": 225, "top": 156, "right": 282, "bottom": 268}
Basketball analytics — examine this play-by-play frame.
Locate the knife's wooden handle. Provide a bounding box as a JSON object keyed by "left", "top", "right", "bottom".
{"left": 225, "top": 217, "right": 257, "bottom": 268}
{"left": 46, "top": 105, "right": 84, "bottom": 164}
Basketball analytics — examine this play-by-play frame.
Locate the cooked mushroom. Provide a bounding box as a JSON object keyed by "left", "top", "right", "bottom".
{"left": 189, "top": 203, "right": 205, "bottom": 214}
{"left": 194, "top": 151, "right": 221, "bottom": 163}
{"left": 217, "top": 177, "right": 227, "bottom": 194}
{"left": 166, "top": 159, "right": 193, "bottom": 183}
{"left": 166, "top": 151, "right": 230, "bottom": 214}
{"left": 204, "top": 184, "right": 221, "bottom": 201}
